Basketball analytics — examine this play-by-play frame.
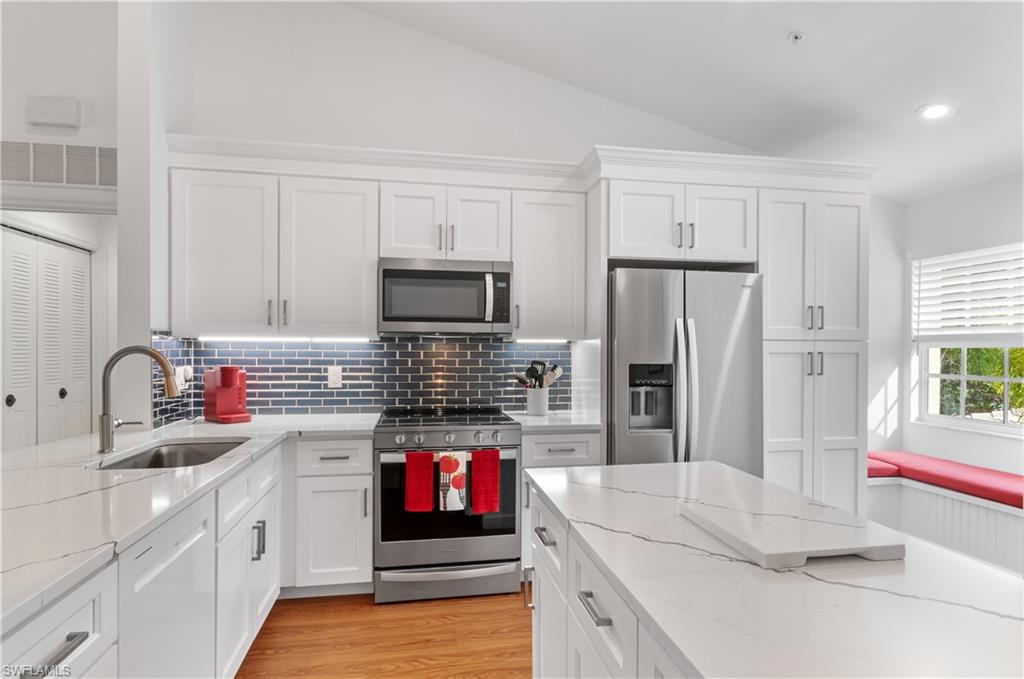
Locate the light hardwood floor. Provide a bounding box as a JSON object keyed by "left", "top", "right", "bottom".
{"left": 236, "top": 591, "right": 532, "bottom": 678}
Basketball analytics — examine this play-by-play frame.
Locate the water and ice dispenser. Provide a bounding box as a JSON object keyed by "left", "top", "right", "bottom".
{"left": 627, "top": 364, "right": 673, "bottom": 430}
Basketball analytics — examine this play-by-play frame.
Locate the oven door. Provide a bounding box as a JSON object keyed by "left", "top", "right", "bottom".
{"left": 374, "top": 448, "right": 521, "bottom": 568}
{"left": 378, "top": 258, "right": 512, "bottom": 335}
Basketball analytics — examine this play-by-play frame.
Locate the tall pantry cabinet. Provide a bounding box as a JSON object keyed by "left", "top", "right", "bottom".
{"left": 759, "top": 190, "right": 869, "bottom": 514}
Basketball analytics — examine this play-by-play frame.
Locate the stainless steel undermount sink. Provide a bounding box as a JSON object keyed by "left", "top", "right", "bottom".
{"left": 92, "top": 437, "right": 250, "bottom": 470}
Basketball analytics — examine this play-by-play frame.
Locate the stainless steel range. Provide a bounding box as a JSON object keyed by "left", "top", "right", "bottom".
{"left": 373, "top": 406, "right": 522, "bottom": 603}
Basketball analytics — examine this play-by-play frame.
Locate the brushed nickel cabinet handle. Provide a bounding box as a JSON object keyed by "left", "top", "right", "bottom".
{"left": 319, "top": 455, "right": 351, "bottom": 461}
{"left": 578, "top": 590, "right": 613, "bottom": 627}
{"left": 818, "top": 305, "right": 825, "bottom": 330}
{"left": 547, "top": 447, "right": 577, "bottom": 454}
{"left": 675, "top": 221, "right": 684, "bottom": 248}
{"left": 438, "top": 223, "right": 443, "bottom": 250}
{"left": 818, "top": 351, "right": 824, "bottom": 376}
{"left": 515, "top": 304, "right": 521, "bottom": 329}
{"left": 19, "top": 631, "right": 90, "bottom": 679}
{"left": 806, "top": 351, "right": 813, "bottom": 376}
{"left": 523, "top": 566, "right": 535, "bottom": 610}
{"left": 267, "top": 299, "right": 272, "bottom": 326}
{"left": 688, "top": 222, "right": 696, "bottom": 248}
{"left": 807, "top": 305, "right": 814, "bottom": 330}
{"left": 533, "top": 526, "right": 556, "bottom": 548}
{"left": 449, "top": 224, "right": 455, "bottom": 251}
{"left": 282, "top": 299, "right": 288, "bottom": 326}
{"left": 251, "top": 523, "right": 262, "bottom": 561}
{"left": 363, "top": 487, "right": 368, "bottom": 518}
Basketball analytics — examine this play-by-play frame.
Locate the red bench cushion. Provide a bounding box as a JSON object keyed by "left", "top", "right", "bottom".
{"left": 868, "top": 457, "right": 900, "bottom": 478}
{"left": 869, "top": 450, "right": 1024, "bottom": 509}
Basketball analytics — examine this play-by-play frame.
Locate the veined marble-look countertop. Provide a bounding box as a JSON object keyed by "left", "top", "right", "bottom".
{"left": 506, "top": 409, "right": 602, "bottom": 434}
{"left": 1, "top": 414, "right": 378, "bottom": 635}
{"left": 525, "top": 461, "right": 1023, "bottom": 678}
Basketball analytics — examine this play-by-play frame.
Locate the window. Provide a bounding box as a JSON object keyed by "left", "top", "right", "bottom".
{"left": 912, "top": 243, "right": 1024, "bottom": 431}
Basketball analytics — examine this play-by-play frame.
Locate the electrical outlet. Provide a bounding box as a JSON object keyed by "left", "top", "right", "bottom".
{"left": 327, "top": 365, "right": 344, "bottom": 388}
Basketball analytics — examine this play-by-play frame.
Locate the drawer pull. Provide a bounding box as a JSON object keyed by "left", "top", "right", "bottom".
{"left": 319, "top": 455, "right": 351, "bottom": 461}
{"left": 251, "top": 523, "right": 262, "bottom": 561}
{"left": 19, "top": 631, "right": 90, "bottom": 678}
{"left": 546, "top": 447, "right": 577, "bottom": 454}
{"left": 533, "top": 526, "right": 557, "bottom": 548}
{"left": 578, "top": 590, "right": 613, "bottom": 627}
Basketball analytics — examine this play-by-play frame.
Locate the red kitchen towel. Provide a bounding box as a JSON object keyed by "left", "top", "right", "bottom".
{"left": 405, "top": 452, "right": 435, "bottom": 512}
{"left": 470, "top": 449, "right": 501, "bottom": 514}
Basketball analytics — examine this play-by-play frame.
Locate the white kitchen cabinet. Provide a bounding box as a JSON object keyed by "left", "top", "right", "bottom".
{"left": 249, "top": 486, "right": 281, "bottom": 632}
{"left": 638, "top": 623, "right": 693, "bottom": 679}
{"left": 447, "top": 186, "right": 512, "bottom": 261}
{"left": 171, "top": 170, "right": 279, "bottom": 336}
{"left": 763, "top": 341, "right": 867, "bottom": 514}
{"left": 567, "top": 608, "right": 614, "bottom": 679}
{"left": 80, "top": 643, "right": 118, "bottom": 678}
{"left": 532, "top": 555, "right": 568, "bottom": 679}
{"left": 512, "top": 191, "right": 586, "bottom": 339}
{"left": 279, "top": 177, "right": 378, "bottom": 337}
{"left": 522, "top": 479, "right": 535, "bottom": 570}
{"left": 295, "top": 475, "right": 373, "bottom": 586}
{"left": 608, "top": 180, "right": 685, "bottom": 259}
{"left": 380, "top": 182, "right": 447, "bottom": 259}
{"left": 759, "top": 190, "right": 868, "bottom": 341}
{"left": 684, "top": 184, "right": 757, "bottom": 262}
{"left": 119, "top": 493, "right": 216, "bottom": 679}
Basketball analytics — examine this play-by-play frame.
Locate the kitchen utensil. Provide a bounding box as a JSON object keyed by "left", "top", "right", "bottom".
{"left": 542, "top": 365, "right": 563, "bottom": 389}
{"left": 524, "top": 365, "right": 540, "bottom": 388}
{"left": 512, "top": 374, "right": 530, "bottom": 387}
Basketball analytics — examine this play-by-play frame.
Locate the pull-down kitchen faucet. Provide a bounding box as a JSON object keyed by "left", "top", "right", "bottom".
{"left": 98, "top": 345, "right": 181, "bottom": 455}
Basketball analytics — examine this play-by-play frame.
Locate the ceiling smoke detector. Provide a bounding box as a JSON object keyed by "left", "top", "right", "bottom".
{"left": 787, "top": 31, "right": 804, "bottom": 45}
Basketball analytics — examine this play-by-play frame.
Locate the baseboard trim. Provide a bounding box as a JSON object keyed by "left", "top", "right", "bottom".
{"left": 279, "top": 582, "right": 373, "bottom": 599}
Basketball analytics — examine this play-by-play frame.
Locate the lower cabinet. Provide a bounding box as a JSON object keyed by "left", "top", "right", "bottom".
{"left": 567, "top": 608, "right": 614, "bottom": 679}
{"left": 531, "top": 557, "right": 567, "bottom": 678}
{"left": 216, "top": 484, "right": 281, "bottom": 678}
{"left": 295, "top": 474, "right": 373, "bottom": 586}
{"left": 638, "top": 624, "right": 692, "bottom": 678}
{"left": 80, "top": 642, "right": 118, "bottom": 678}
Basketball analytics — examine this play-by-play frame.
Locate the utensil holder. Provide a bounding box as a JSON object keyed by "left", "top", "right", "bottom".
{"left": 526, "top": 388, "right": 549, "bottom": 416}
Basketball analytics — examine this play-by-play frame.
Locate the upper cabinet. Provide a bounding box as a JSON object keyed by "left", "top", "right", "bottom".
{"left": 759, "top": 190, "right": 868, "bottom": 341}
{"left": 608, "top": 180, "right": 756, "bottom": 262}
{"left": 171, "top": 170, "right": 379, "bottom": 338}
{"left": 512, "top": 191, "right": 586, "bottom": 339}
{"left": 380, "top": 182, "right": 511, "bottom": 261}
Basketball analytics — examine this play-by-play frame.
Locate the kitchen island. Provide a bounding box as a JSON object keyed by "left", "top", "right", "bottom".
{"left": 524, "top": 461, "right": 1023, "bottom": 677}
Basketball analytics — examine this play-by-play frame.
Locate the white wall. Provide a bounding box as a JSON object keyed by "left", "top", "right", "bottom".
{"left": 867, "top": 196, "right": 906, "bottom": 452}
{"left": 901, "top": 172, "right": 1024, "bottom": 474}
{"left": 157, "top": 3, "right": 750, "bottom": 160}
{"left": 1, "top": 2, "right": 117, "bottom": 147}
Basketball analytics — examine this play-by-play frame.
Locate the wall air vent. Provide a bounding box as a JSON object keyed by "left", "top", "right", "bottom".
{"left": 0, "top": 141, "right": 117, "bottom": 187}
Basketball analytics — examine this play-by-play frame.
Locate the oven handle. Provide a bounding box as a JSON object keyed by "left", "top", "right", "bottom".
{"left": 378, "top": 449, "right": 518, "bottom": 463}
{"left": 379, "top": 562, "right": 516, "bottom": 583}
{"left": 484, "top": 273, "right": 494, "bottom": 322}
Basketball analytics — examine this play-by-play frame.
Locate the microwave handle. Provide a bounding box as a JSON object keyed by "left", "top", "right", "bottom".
{"left": 484, "top": 273, "right": 494, "bottom": 322}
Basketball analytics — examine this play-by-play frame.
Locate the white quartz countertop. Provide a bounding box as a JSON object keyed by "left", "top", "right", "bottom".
{"left": 1, "top": 413, "right": 378, "bottom": 634}
{"left": 525, "top": 462, "right": 1023, "bottom": 678}
{"left": 506, "top": 409, "right": 602, "bottom": 433}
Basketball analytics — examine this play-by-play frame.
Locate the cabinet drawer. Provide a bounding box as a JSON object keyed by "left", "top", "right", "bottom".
{"left": 218, "top": 469, "right": 254, "bottom": 541}
{"left": 252, "top": 446, "right": 281, "bottom": 500}
{"left": 523, "top": 433, "right": 601, "bottom": 468}
{"left": 296, "top": 438, "right": 372, "bottom": 476}
{"left": 530, "top": 494, "right": 568, "bottom": 597}
{"left": 3, "top": 561, "right": 117, "bottom": 679}
{"left": 568, "top": 534, "right": 638, "bottom": 678}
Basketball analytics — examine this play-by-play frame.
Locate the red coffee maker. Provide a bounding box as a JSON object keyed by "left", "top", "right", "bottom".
{"left": 203, "top": 366, "right": 252, "bottom": 423}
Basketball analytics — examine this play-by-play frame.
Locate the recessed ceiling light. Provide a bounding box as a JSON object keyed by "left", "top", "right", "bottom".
{"left": 917, "top": 103, "right": 955, "bottom": 120}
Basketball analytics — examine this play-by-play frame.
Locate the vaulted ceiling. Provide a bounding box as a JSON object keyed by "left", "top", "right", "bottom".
{"left": 362, "top": 2, "right": 1022, "bottom": 202}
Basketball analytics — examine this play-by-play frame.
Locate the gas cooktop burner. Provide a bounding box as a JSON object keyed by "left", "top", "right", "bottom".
{"left": 377, "top": 405, "right": 515, "bottom": 429}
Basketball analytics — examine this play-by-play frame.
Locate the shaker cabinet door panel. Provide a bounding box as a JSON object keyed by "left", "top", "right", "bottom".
{"left": 279, "top": 177, "right": 378, "bottom": 337}
{"left": 813, "top": 342, "right": 867, "bottom": 514}
{"left": 447, "top": 186, "right": 511, "bottom": 261}
{"left": 533, "top": 556, "right": 567, "bottom": 679}
{"left": 248, "top": 486, "right": 281, "bottom": 634}
{"left": 815, "top": 194, "right": 869, "bottom": 341}
{"left": 759, "top": 191, "right": 816, "bottom": 340}
{"left": 295, "top": 475, "right": 373, "bottom": 586}
{"left": 684, "top": 184, "right": 757, "bottom": 262}
{"left": 171, "top": 170, "right": 279, "bottom": 336}
{"left": 608, "top": 180, "right": 686, "bottom": 259}
{"left": 380, "top": 182, "right": 447, "bottom": 259}
{"left": 763, "top": 341, "right": 815, "bottom": 497}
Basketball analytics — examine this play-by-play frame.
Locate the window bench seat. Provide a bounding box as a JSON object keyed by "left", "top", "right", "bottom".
{"left": 866, "top": 450, "right": 1023, "bottom": 573}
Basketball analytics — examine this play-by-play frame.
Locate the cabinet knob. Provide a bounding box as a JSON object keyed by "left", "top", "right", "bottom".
{"left": 59, "top": 387, "right": 68, "bottom": 400}
{"left": 5, "top": 394, "right": 15, "bottom": 407}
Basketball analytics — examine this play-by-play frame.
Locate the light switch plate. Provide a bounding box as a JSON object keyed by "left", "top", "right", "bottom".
{"left": 327, "top": 366, "right": 344, "bottom": 388}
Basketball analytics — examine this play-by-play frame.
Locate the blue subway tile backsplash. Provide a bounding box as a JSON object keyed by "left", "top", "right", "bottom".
{"left": 151, "top": 335, "right": 572, "bottom": 426}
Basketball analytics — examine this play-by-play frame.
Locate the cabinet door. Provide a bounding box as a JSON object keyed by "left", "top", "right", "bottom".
{"left": 249, "top": 485, "right": 281, "bottom": 635}
{"left": 295, "top": 475, "right": 372, "bottom": 586}
{"left": 763, "top": 341, "right": 814, "bottom": 497}
{"left": 813, "top": 342, "right": 867, "bottom": 514}
{"left": 80, "top": 642, "right": 118, "bottom": 679}
{"left": 279, "top": 177, "right": 378, "bottom": 337}
{"left": 171, "top": 170, "right": 279, "bottom": 336}
{"left": 216, "top": 515, "right": 252, "bottom": 679}
{"left": 639, "top": 622, "right": 695, "bottom": 678}
{"left": 759, "top": 190, "right": 816, "bottom": 340}
{"left": 380, "top": 182, "right": 447, "bottom": 259}
{"left": 815, "top": 194, "right": 869, "bottom": 341}
{"left": 566, "top": 609, "right": 614, "bottom": 679}
{"left": 684, "top": 185, "right": 757, "bottom": 262}
{"left": 447, "top": 186, "right": 511, "bottom": 261}
{"left": 608, "top": 180, "right": 685, "bottom": 259}
{"left": 533, "top": 556, "right": 567, "bottom": 679}
{"left": 522, "top": 480, "right": 534, "bottom": 570}
{"left": 512, "top": 191, "right": 586, "bottom": 339}
{"left": 3, "top": 229, "right": 37, "bottom": 450}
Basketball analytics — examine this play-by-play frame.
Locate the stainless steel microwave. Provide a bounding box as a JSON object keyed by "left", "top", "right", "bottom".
{"left": 378, "top": 258, "right": 513, "bottom": 335}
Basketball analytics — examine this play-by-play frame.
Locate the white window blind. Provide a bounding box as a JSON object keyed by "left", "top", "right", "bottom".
{"left": 911, "top": 243, "right": 1024, "bottom": 340}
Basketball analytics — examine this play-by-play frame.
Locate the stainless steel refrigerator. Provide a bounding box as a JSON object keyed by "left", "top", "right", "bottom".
{"left": 608, "top": 268, "right": 763, "bottom": 475}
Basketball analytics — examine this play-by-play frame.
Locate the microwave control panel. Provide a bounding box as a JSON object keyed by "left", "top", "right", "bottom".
{"left": 492, "top": 273, "right": 511, "bottom": 323}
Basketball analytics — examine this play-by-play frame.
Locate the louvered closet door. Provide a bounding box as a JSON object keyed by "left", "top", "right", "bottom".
{"left": 63, "top": 246, "right": 91, "bottom": 438}
{"left": 3, "top": 230, "right": 38, "bottom": 450}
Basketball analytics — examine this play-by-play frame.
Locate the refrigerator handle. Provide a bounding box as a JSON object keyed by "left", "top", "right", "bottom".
{"left": 674, "top": 318, "right": 688, "bottom": 463}
{"left": 686, "top": 318, "right": 700, "bottom": 459}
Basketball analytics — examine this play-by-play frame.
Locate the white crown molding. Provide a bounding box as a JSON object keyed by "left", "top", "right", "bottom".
{"left": 0, "top": 181, "right": 116, "bottom": 215}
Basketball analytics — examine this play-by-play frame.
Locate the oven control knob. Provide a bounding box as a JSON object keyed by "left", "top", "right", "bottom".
{"left": 394, "top": 433, "right": 407, "bottom": 446}
{"left": 444, "top": 432, "right": 456, "bottom": 445}
{"left": 492, "top": 430, "right": 503, "bottom": 443}
{"left": 413, "top": 433, "right": 425, "bottom": 445}
{"left": 474, "top": 431, "right": 486, "bottom": 443}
